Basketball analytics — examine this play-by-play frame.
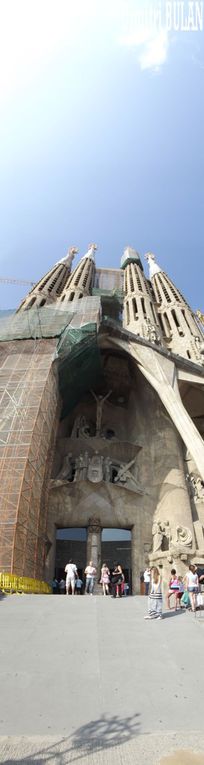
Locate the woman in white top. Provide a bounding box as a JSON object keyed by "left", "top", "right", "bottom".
{"left": 185, "top": 565, "right": 199, "bottom": 612}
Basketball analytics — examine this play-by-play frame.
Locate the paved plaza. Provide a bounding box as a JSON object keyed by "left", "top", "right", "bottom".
{"left": 0, "top": 594, "right": 204, "bottom": 764}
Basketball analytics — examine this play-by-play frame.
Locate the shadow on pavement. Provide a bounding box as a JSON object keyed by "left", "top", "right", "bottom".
{"left": 162, "top": 610, "right": 186, "bottom": 619}
{"left": 2, "top": 712, "right": 141, "bottom": 764}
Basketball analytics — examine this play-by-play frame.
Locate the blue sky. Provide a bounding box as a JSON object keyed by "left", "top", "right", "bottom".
{"left": 0, "top": 0, "right": 203, "bottom": 311}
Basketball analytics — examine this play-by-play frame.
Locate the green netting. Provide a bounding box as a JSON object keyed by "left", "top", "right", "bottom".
{"left": 0, "top": 298, "right": 101, "bottom": 341}
{"left": 92, "top": 287, "right": 123, "bottom": 301}
{"left": 58, "top": 323, "right": 102, "bottom": 418}
{"left": 0, "top": 301, "right": 103, "bottom": 418}
{"left": 0, "top": 306, "right": 74, "bottom": 340}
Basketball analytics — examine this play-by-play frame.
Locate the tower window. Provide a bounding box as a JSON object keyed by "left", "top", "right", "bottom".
{"left": 141, "top": 297, "right": 147, "bottom": 318}
{"left": 132, "top": 297, "right": 138, "bottom": 319}
{"left": 26, "top": 297, "right": 36, "bottom": 309}
{"left": 171, "top": 309, "right": 184, "bottom": 336}
{"left": 126, "top": 302, "right": 130, "bottom": 325}
{"left": 163, "top": 312, "right": 172, "bottom": 334}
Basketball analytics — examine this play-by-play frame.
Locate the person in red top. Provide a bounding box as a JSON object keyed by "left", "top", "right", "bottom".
{"left": 166, "top": 568, "right": 179, "bottom": 609}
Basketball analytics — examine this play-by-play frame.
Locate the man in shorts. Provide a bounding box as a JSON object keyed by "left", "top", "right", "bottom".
{"left": 64, "top": 559, "right": 78, "bottom": 595}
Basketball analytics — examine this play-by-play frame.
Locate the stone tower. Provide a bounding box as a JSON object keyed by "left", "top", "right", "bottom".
{"left": 145, "top": 252, "right": 204, "bottom": 364}
{"left": 121, "top": 247, "right": 161, "bottom": 343}
{"left": 58, "top": 244, "right": 97, "bottom": 304}
{"left": 1, "top": 243, "right": 204, "bottom": 594}
{"left": 17, "top": 247, "right": 78, "bottom": 312}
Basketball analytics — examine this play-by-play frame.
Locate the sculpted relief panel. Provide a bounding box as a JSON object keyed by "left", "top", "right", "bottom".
{"left": 51, "top": 387, "right": 144, "bottom": 494}
{"left": 152, "top": 518, "right": 193, "bottom": 555}
{"left": 52, "top": 449, "right": 143, "bottom": 494}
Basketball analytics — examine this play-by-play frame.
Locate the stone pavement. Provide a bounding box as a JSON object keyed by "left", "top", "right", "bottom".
{"left": 0, "top": 594, "right": 204, "bottom": 764}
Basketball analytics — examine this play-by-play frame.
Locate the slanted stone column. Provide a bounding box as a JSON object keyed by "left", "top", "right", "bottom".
{"left": 86, "top": 517, "right": 101, "bottom": 579}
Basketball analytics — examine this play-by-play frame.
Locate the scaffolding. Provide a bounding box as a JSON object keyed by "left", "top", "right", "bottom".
{"left": 0, "top": 298, "right": 102, "bottom": 578}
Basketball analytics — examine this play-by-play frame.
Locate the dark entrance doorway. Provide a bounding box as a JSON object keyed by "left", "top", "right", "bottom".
{"left": 101, "top": 528, "right": 132, "bottom": 593}
{"left": 55, "top": 528, "right": 87, "bottom": 583}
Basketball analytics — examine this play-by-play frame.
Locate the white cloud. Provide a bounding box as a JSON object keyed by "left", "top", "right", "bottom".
{"left": 139, "top": 29, "right": 169, "bottom": 71}
{"left": 120, "top": 23, "right": 169, "bottom": 72}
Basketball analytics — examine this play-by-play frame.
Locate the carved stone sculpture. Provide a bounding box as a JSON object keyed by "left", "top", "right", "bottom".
{"left": 71, "top": 415, "right": 90, "bottom": 439}
{"left": 87, "top": 451, "right": 104, "bottom": 483}
{"left": 74, "top": 453, "right": 85, "bottom": 481}
{"left": 189, "top": 473, "right": 204, "bottom": 501}
{"left": 145, "top": 318, "right": 161, "bottom": 345}
{"left": 167, "top": 525, "right": 193, "bottom": 557}
{"left": 152, "top": 519, "right": 163, "bottom": 552}
{"left": 170, "top": 525, "right": 192, "bottom": 547}
{"left": 194, "top": 336, "right": 204, "bottom": 359}
{"left": 90, "top": 390, "right": 112, "bottom": 437}
{"left": 114, "top": 458, "right": 138, "bottom": 488}
{"left": 56, "top": 453, "right": 73, "bottom": 481}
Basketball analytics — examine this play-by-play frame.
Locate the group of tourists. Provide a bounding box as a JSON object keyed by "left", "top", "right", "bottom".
{"left": 52, "top": 560, "right": 128, "bottom": 597}
{"left": 144, "top": 564, "right": 204, "bottom": 620}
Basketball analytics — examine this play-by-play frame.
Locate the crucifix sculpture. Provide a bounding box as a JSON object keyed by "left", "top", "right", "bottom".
{"left": 90, "top": 390, "right": 112, "bottom": 437}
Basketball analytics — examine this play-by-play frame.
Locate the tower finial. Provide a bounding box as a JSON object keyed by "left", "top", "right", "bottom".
{"left": 144, "top": 251, "right": 161, "bottom": 278}
{"left": 82, "top": 243, "right": 97, "bottom": 262}
{"left": 55, "top": 246, "right": 78, "bottom": 268}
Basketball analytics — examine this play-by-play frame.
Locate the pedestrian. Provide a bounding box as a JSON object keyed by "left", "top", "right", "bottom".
{"left": 118, "top": 572, "right": 125, "bottom": 597}
{"left": 143, "top": 567, "right": 151, "bottom": 596}
{"left": 84, "top": 560, "right": 97, "bottom": 594}
{"left": 111, "top": 563, "right": 123, "bottom": 598}
{"left": 75, "top": 577, "right": 83, "bottom": 595}
{"left": 166, "top": 568, "right": 179, "bottom": 610}
{"left": 174, "top": 576, "right": 184, "bottom": 610}
{"left": 59, "top": 578, "right": 66, "bottom": 595}
{"left": 184, "top": 564, "right": 199, "bottom": 612}
{"left": 64, "top": 559, "right": 78, "bottom": 595}
{"left": 100, "top": 563, "right": 110, "bottom": 596}
{"left": 144, "top": 566, "right": 162, "bottom": 620}
{"left": 52, "top": 578, "right": 59, "bottom": 594}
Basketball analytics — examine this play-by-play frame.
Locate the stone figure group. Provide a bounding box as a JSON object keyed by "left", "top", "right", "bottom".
{"left": 55, "top": 450, "right": 142, "bottom": 491}
{"left": 152, "top": 519, "right": 193, "bottom": 554}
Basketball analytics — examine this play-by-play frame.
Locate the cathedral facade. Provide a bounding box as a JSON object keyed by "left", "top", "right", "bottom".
{"left": 0, "top": 245, "right": 204, "bottom": 593}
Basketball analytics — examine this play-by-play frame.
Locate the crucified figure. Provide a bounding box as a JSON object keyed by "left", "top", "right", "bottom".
{"left": 90, "top": 390, "right": 112, "bottom": 437}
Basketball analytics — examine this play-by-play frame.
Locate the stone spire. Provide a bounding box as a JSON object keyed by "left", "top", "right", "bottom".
{"left": 145, "top": 252, "right": 204, "bottom": 364}
{"left": 58, "top": 243, "right": 97, "bottom": 304}
{"left": 17, "top": 247, "right": 78, "bottom": 312}
{"left": 121, "top": 247, "right": 161, "bottom": 343}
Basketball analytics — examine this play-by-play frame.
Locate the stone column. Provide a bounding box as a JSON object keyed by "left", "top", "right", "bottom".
{"left": 131, "top": 523, "right": 144, "bottom": 595}
{"left": 86, "top": 517, "right": 101, "bottom": 579}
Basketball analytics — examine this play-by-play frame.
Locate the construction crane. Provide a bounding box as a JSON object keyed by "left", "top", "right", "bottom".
{"left": 0, "top": 277, "right": 35, "bottom": 287}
